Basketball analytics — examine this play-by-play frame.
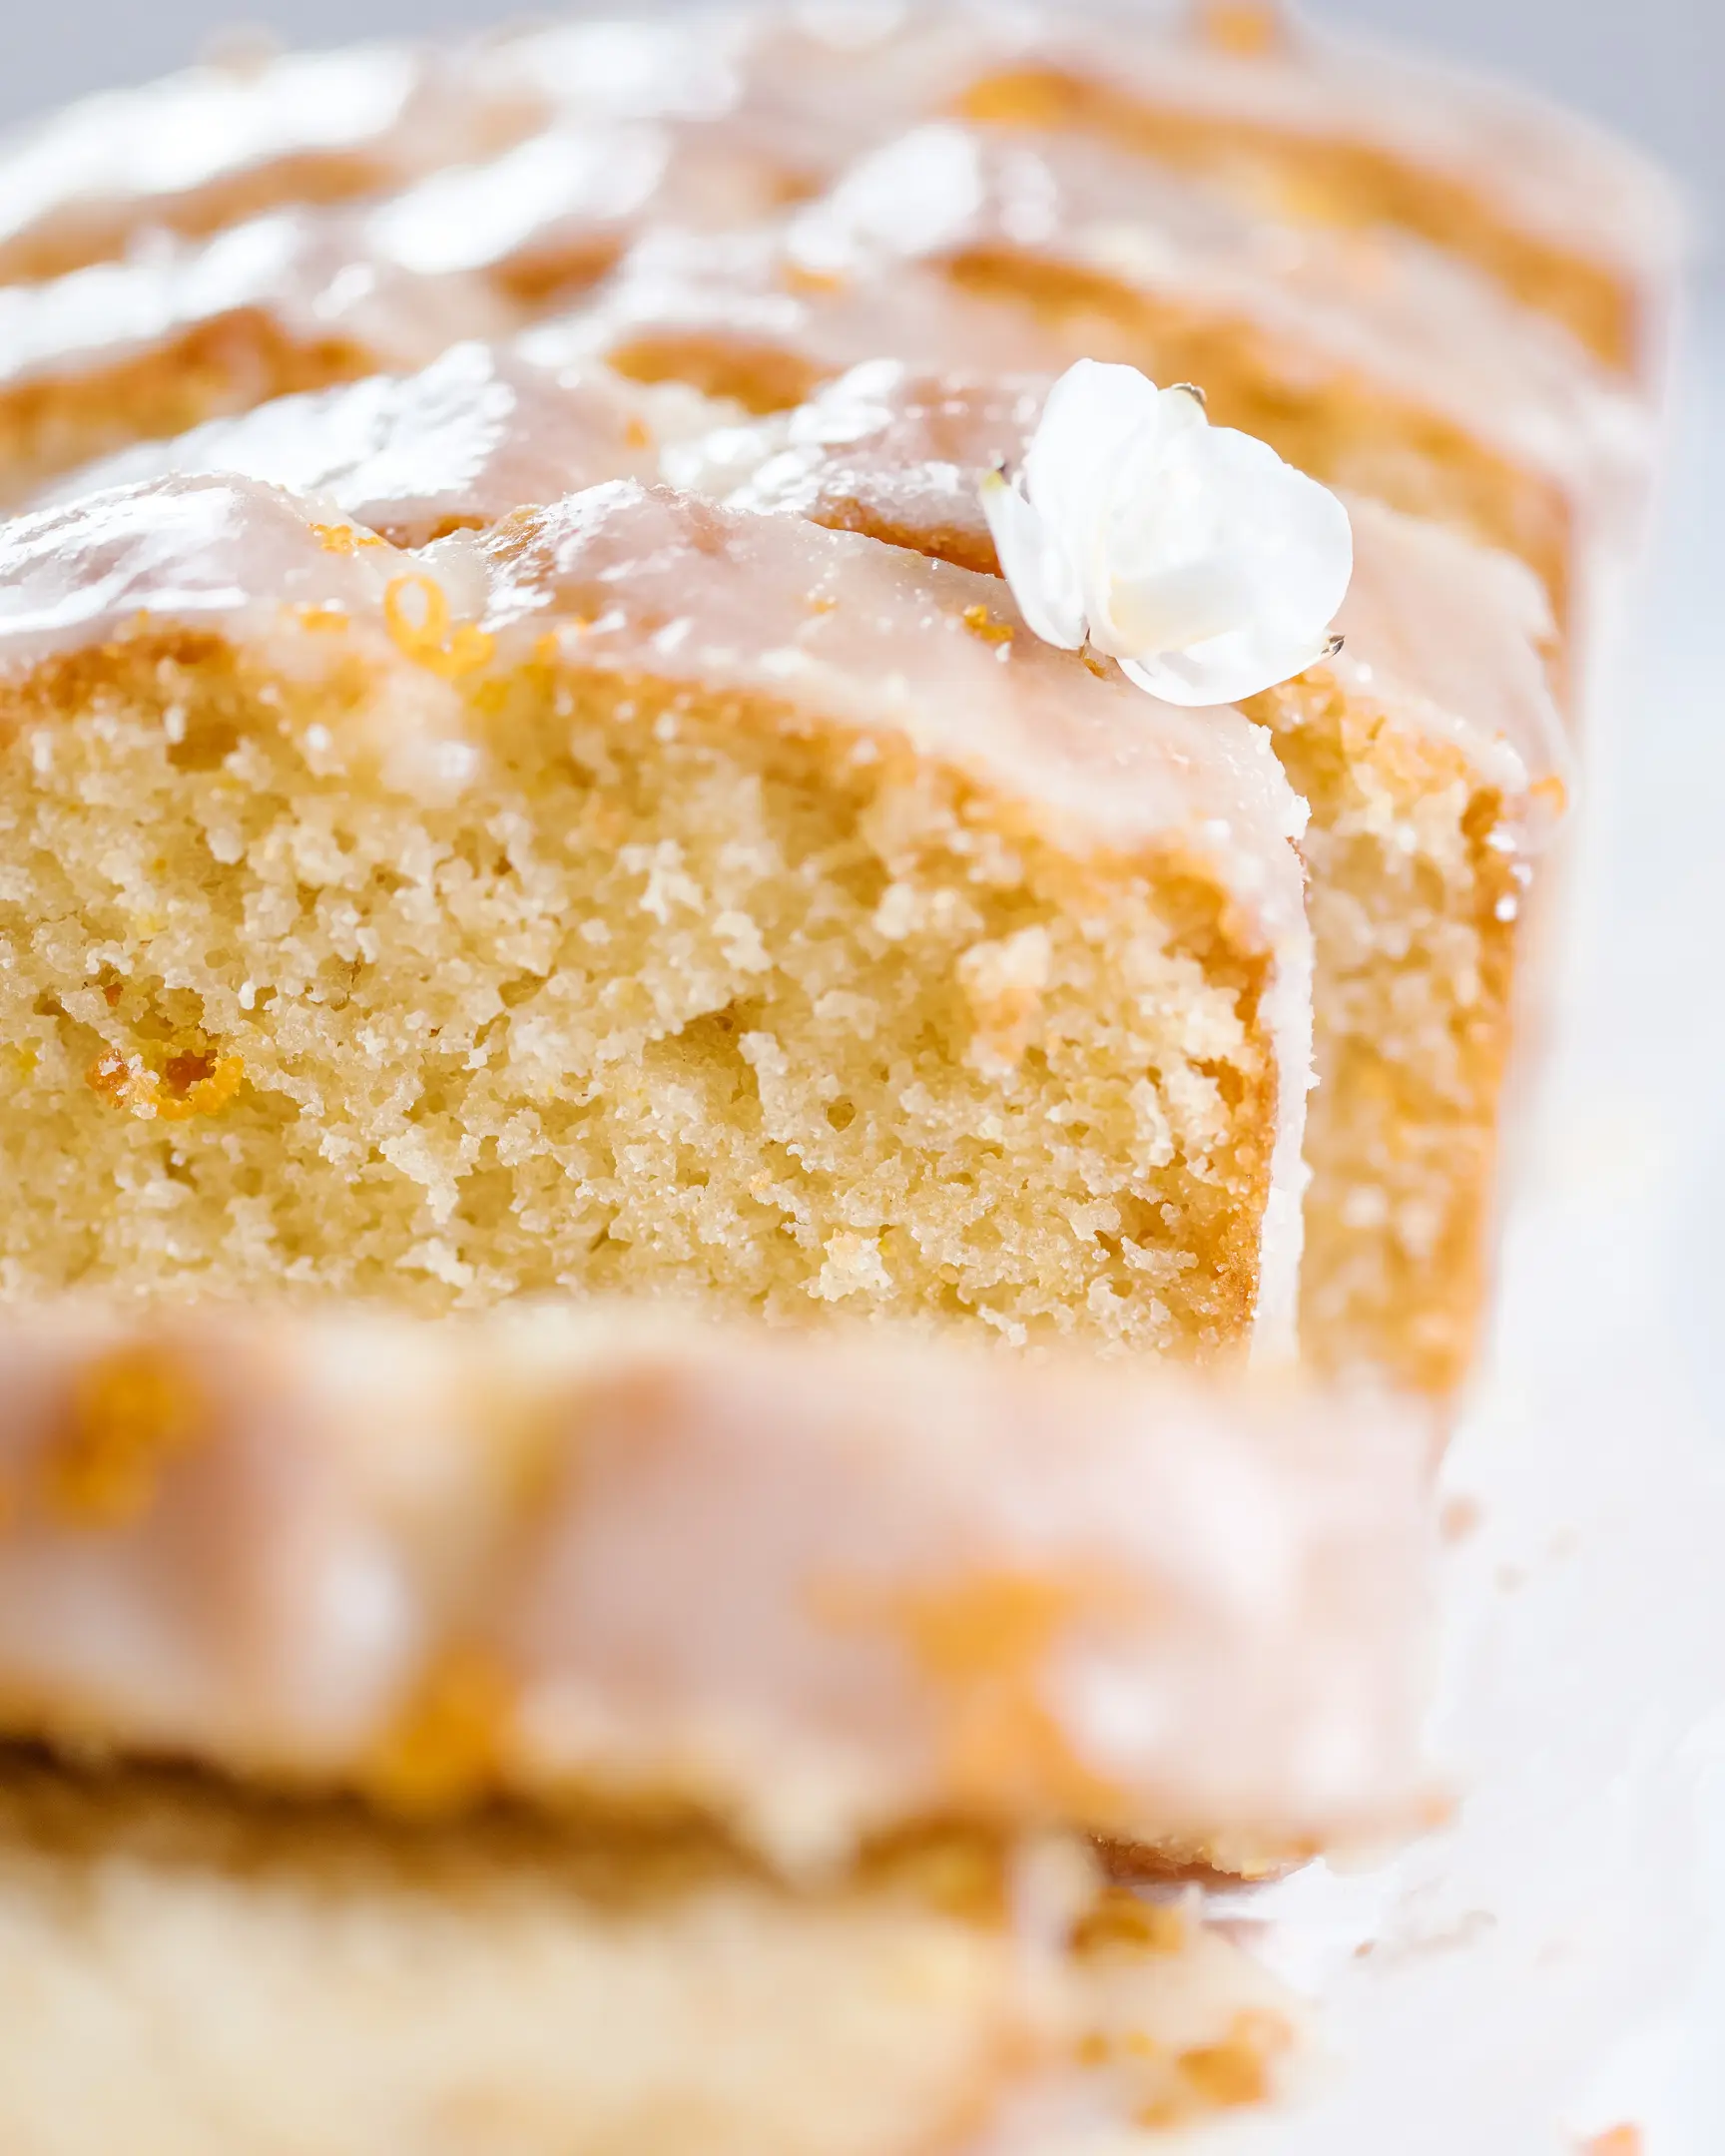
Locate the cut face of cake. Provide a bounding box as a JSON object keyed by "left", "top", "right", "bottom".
{"left": 0, "top": 1759, "right": 1307, "bottom": 2155}
{"left": 0, "top": 1308, "right": 1436, "bottom": 1869}
{"left": 0, "top": 473, "right": 1311, "bottom": 1362}
{"left": 677, "top": 361, "right": 1567, "bottom": 1393}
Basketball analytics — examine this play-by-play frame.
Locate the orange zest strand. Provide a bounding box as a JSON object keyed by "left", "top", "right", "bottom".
{"left": 384, "top": 574, "right": 496, "bottom": 681}
{"left": 87, "top": 1048, "right": 245, "bottom": 1123}
{"left": 44, "top": 1345, "right": 208, "bottom": 1530}
{"left": 310, "top": 520, "right": 383, "bottom": 556}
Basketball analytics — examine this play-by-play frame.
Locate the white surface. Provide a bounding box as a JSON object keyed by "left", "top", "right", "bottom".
{"left": 1194, "top": 298, "right": 1725, "bottom": 2153}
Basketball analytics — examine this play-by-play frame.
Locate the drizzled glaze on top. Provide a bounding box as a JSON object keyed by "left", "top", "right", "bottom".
{"left": 784, "top": 124, "right": 1650, "bottom": 538}
{"left": 0, "top": 4, "right": 1674, "bottom": 368}
{"left": 41, "top": 346, "right": 733, "bottom": 549}
{"left": 674, "top": 357, "right": 1568, "bottom": 805}
{"left": 0, "top": 44, "right": 510, "bottom": 286}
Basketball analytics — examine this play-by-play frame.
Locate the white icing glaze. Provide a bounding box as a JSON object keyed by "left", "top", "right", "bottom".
{"left": 0, "top": 210, "right": 515, "bottom": 397}
{"left": 38, "top": 346, "right": 733, "bottom": 549}
{"left": 0, "top": 43, "right": 512, "bottom": 280}
{"left": 713, "top": 0, "right": 1682, "bottom": 361}
{"left": 0, "top": 1306, "right": 1437, "bottom": 1861}
{"left": 519, "top": 217, "right": 1075, "bottom": 385}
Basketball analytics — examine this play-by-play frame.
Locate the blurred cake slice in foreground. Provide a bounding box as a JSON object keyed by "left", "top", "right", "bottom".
{"left": 0, "top": 1755, "right": 1306, "bottom": 2156}
{"left": 0, "top": 1308, "right": 1437, "bottom": 1872}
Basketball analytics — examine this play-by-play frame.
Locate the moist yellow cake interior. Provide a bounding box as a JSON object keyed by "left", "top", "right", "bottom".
{"left": 1239, "top": 672, "right": 1522, "bottom": 1394}
{"left": 0, "top": 629, "right": 1275, "bottom": 1357}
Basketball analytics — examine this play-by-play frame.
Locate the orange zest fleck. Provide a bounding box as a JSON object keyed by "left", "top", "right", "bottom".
{"left": 816, "top": 1569, "right": 1133, "bottom": 1820}
{"left": 785, "top": 259, "right": 849, "bottom": 295}
{"left": 962, "top": 602, "right": 1014, "bottom": 648}
{"left": 1072, "top": 1887, "right": 1189, "bottom": 1959}
{"left": 384, "top": 574, "right": 496, "bottom": 682}
{"left": 952, "top": 69, "right": 1079, "bottom": 131}
{"left": 1195, "top": 1, "right": 1284, "bottom": 58}
{"left": 1582, "top": 2130, "right": 1644, "bottom": 2156}
{"left": 1175, "top": 2008, "right": 1293, "bottom": 2111}
{"left": 87, "top": 1047, "right": 245, "bottom": 1123}
{"left": 291, "top": 601, "right": 350, "bottom": 634}
{"left": 310, "top": 520, "right": 383, "bottom": 555}
{"left": 1531, "top": 773, "right": 1570, "bottom": 818}
{"left": 367, "top": 1648, "right": 515, "bottom": 1817}
{"left": 623, "top": 415, "right": 654, "bottom": 451}
{"left": 44, "top": 1344, "right": 207, "bottom": 1530}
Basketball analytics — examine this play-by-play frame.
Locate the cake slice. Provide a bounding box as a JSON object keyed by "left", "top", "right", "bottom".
{"left": 0, "top": 211, "right": 517, "bottom": 505}
{"left": 0, "top": 1307, "right": 1435, "bottom": 1870}
{"left": 676, "top": 361, "right": 1568, "bottom": 1391}
{"left": 543, "top": 123, "right": 1647, "bottom": 669}
{"left": 944, "top": 0, "right": 1682, "bottom": 384}
{"left": 0, "top": 40, "right": 515, "bottom": 287}
{"left": 0, "top": 1755, "right": 1305, "bottom": 2156}
{"left": 0, "top": 472, "right": 1310, "bottom": 1361}
{"left": 0, "top": 96, "right": 807, "bottom": 509}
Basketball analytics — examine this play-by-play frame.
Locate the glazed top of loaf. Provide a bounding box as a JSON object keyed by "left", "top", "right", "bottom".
{"left": 777, "top": 123, "right": 1650, "bottom": 520}
{"left": 672, "top": 358, "right": 1570, "bottom": 807}
{"left": 37, "top": 345, "right": 735, "bottom": 549}
{"left": 0, "top": 4, "right": 1676, "bottom": 303}
{"left": 0, "top": 466, "right": 1311, "bottom": 925}
{"left": 35, "top": 342, "right": 1566, "bottom": 831}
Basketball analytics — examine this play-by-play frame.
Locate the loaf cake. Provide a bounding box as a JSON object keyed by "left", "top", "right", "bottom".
{"left": 0, "top": 6, "right": 1677, "bottom": 391}
{"left": 0, "top": 6, "right": 1680, "bottom": 2143}
{"left": 0, "top": 471, "right": 1311, "bottom": 1360}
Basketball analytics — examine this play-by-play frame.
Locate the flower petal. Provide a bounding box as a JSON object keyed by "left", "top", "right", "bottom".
{"left": 1022, "top": 359, "right": 1168, "bottom": 566}
{"left": 1119, "top": 625, "right": 1335, "bottom": 709}
{"left": 979, "top": 468, "right": 1088, "bottom": 650}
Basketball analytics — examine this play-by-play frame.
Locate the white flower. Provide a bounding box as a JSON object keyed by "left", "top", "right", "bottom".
{"left": 979, "top": 359, "right": 1353, "bottom": 708}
